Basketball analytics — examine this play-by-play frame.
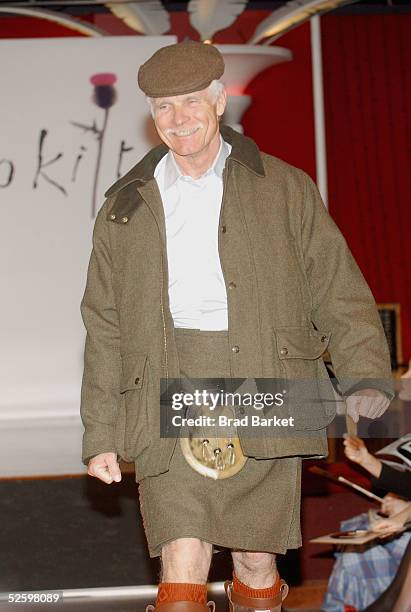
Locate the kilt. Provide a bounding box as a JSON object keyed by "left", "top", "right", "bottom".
{"left": 137, "top": 327, "right": 302, "bottom": 558}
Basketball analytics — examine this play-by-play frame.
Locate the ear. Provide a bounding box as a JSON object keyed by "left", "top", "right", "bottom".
{"left": 216, "top": 87, "right": 227, "bottom": 118}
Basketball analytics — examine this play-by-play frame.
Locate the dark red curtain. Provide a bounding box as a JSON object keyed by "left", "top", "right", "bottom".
{"left": 322, "top": 15, "right": 411, "bottom": 363}
{"left": 0, "top": 16, "right": 90, "bottom": 37}
{"left": 243, "top": 23, "right": 316, "bottom": 178}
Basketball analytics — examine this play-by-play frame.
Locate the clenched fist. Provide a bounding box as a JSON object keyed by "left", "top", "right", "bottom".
{"left": 88, "top": 452, "right": 122, "bottom": 484}
{"left": 345, "top": 388, "right": 390, "bottom": 424}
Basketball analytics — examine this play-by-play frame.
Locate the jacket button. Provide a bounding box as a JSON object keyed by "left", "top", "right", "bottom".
{"left": 221, "top": 225, "right": 227, "bottom": 233}
{"left": 228, "top": 281, "right": 236, "bottom": 290}
{"left": 134, "top": 377, "right": 140, "bottom": 385}
{"left": 109, "top": 213, "right": 116, "bottom": 220}
{"left": 231, "top": 345, "right": 240, "bottom": 353}
{"left": 321, "top": 335, "right": 327, "bottom": 342}
{"left": 122, "top": 216, "right": 129, "bottom": 223}
{"left": 238, "top": 407, "right": 245, "bottom": 415}
{"left": 280, "top": 347, "right": 288, "bottom": 356}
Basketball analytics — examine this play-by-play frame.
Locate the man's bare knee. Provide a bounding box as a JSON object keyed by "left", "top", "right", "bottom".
{"left": 232, "top": 550, "right": 277, "bottom": 573}
{"left": 231, "top": 550, "right": 277, "bottom": 588}
{"left": 160, "top": 537, "right": 213, "bottom": 583}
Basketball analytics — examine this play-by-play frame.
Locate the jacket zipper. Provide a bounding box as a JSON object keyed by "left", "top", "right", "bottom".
{"left": 160, "top": 252, "right": 169, "bottom": 381}
{"left": 218, "top": 160, "right": 231, "bottom": 285}
{"left": 217, "top": 160, "right": 233, "bottom": 376}
{"left": 137, "top": 184, "right": 170, "bottom": 382}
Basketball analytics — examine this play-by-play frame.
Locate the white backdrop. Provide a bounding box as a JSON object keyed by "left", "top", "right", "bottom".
{"left": 0, "top": 35, "right": 175, "bottom": 475}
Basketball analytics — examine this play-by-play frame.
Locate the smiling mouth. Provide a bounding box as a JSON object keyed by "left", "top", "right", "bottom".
{"left": 171, "top": 127, "right": 200, "bottom": 137}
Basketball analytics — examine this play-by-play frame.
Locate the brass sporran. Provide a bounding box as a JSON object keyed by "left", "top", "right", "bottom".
{"left": 179, "top": 381, "right": 248, "bottom": 479}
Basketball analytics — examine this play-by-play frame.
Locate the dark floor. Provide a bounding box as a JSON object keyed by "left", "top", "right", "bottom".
{"left": 0, "top": 474, "right": 159, "bottom": 592}
{"left": 0, "top": 474, "right": 300, "bottom": 594}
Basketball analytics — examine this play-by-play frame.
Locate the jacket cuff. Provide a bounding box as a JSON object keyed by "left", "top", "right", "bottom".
{"left": 82, "top": 423, "right": 117, "bottom": 465}
{"left": 338, "top": 378, "right": 395, "bottom": 400}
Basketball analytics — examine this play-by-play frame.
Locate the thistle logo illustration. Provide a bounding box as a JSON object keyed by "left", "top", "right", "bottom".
{"left": 90, "top": 73, "right": 117, "bottom": 218}
{"left": 71, "top": 73, "right": 118, "bottom": 217}
{"left": 90, "top": 73, "right": 117, "bottom": 108}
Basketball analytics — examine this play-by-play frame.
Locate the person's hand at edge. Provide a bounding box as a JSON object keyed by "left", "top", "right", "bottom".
{"left": 381, "top": 494, "right": 410, "bottom": 517}
{"left": 372, "top": 503, "right": 411, "bottom": 539}
{"left": 343, "top": 434, "right": 383, "bottom": 478}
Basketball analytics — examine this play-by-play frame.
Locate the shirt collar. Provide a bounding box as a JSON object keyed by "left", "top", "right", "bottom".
{"left": 161, "top": 134, "right": 231, "bottom": 190}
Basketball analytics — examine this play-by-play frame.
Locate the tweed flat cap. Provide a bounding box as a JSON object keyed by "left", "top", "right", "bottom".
{"left": 138, "top": 41, "right": 225, "bottom": 98}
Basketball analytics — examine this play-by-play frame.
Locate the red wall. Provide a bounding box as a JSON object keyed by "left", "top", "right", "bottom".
{"left": 0, "top": 15, "right": 90, "bottom": 37}
{"left": 242, "top": 24, "right": 316, "bottom": 178}
{"left": 322, "top": 15, "right": 411, "bottom": 363}
{"left": 1, "top": 10, "right": 410, "bottom": 361}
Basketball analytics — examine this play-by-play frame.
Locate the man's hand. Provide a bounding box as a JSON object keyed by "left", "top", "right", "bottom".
{"left": 345, "top": 388, "right": 390, "bottom": 424}
{"left": 88, "top": 452, "right": 122, "bottom": 484}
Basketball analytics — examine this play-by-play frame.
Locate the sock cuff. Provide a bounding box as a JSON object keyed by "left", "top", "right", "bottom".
{"left": 232, "top": 570, "right": 280, "bottom": 599}
{"left": 156, "top": 582, "right": 207, "bottom": 606}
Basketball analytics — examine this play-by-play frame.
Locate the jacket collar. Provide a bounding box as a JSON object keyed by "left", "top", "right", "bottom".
{"left": 104, "top": 124, "right": 265, "bottom": 199}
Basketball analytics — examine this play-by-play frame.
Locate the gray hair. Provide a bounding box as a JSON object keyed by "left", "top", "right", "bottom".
{"left": 146, "top": 79, "right": 225, "bottom": 118}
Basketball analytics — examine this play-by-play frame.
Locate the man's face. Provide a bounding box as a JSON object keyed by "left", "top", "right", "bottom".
{"left": 151, "top": 86, "right": 227, "bottom": 157}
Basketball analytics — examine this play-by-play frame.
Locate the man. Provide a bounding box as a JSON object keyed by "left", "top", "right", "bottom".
{"left": 80, "top": 41, "right": 393, "bottom": 611}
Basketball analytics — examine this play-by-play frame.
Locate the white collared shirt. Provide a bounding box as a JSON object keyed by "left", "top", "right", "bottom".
{"left": 154, "top": 135, "right": 232, "bottom": 330}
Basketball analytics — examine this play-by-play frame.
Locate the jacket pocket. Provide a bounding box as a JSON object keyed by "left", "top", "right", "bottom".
{"left": 273, "top": 327, "right": 335, "bottom": 430}
{"left": 275, "top": 327, "right": 330, "bottom": 365}
{"left": 120, "top": 353, "right": 151, "bottom": 459}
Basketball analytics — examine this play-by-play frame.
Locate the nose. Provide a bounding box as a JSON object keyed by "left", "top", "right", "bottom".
{"left": 173, "top": 105, "right": 189, "bottom": 126}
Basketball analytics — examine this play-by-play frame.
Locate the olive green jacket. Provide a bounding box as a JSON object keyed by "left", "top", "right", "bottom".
{"left": 80, "top": 124, "right": 392, "bottom": 481}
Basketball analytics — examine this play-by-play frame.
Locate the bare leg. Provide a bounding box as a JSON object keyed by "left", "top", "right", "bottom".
{"left": 231, "top": 550, "right": 278, "bottom": 588}
{"left": 160, "top": 537, "right": 213, "bottom": 583}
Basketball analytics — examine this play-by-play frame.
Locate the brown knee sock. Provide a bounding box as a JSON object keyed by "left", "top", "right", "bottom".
{"left": 156, "top": 582, "right": 208, "bottom": 607}
{"left": 232, "top": 570, "right": 280, "bottom": 599}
